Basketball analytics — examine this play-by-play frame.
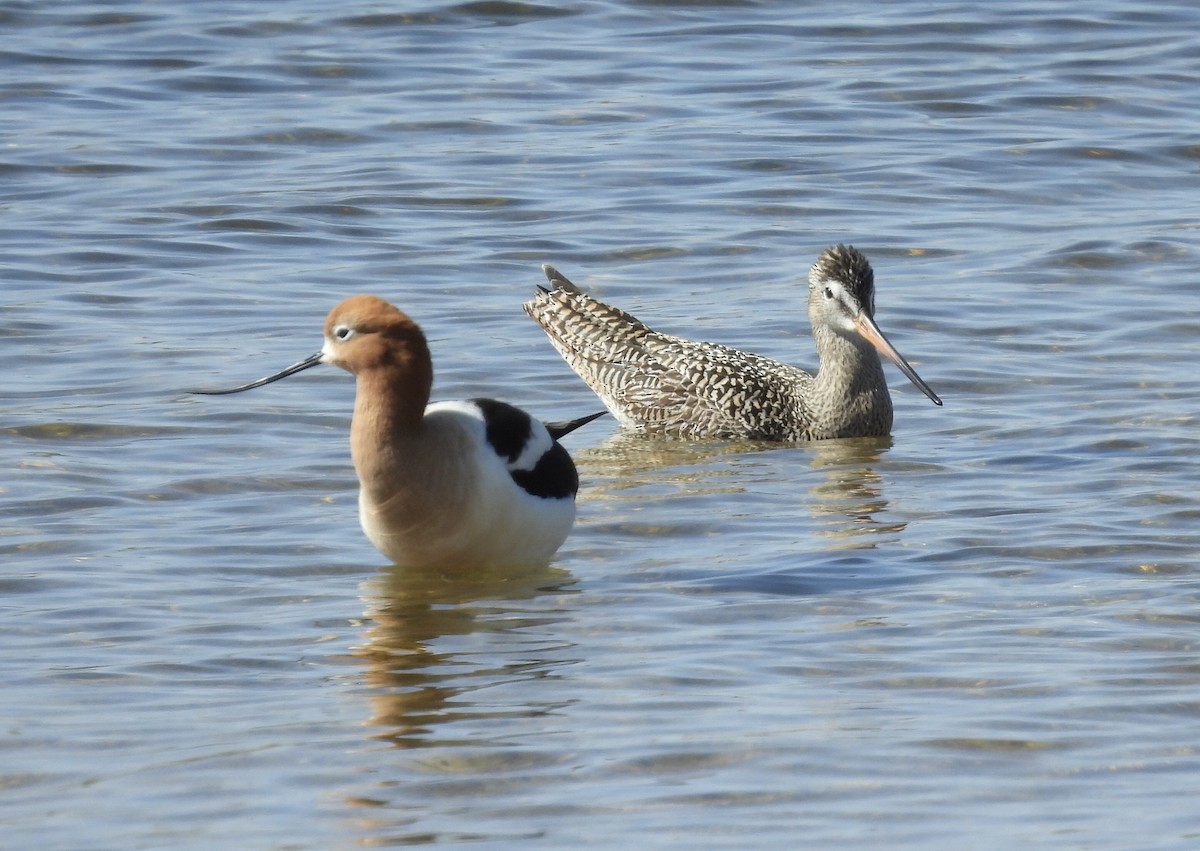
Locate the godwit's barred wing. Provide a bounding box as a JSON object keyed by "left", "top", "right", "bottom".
{"left": 619, "top": 337, "right": 819, "bottom": 440}
{"left": 524, "top": 266, "right": 657, "bottom": 424}
{"left": 526, "top": 266, "right": 816, "bottom": 440}
{"left": 530, "top": 265, "right": 656, "bottom": 361}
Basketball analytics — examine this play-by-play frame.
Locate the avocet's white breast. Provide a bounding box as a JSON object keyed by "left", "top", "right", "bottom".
{"left": 354, "top": 400, "right": 578, "bottom": 568}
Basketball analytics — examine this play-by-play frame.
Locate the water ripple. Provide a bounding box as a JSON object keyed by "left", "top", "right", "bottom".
{"left": 4, "top": 1, "right": 1200, "bottom": 848}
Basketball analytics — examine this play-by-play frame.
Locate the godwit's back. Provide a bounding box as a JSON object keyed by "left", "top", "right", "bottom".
{"left": 523, "top": 245, "right": 941, "bottom": 441}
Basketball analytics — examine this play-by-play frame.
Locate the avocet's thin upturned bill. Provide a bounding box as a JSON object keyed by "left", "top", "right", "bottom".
{"left": 524, "top": 245, "right": 941, "bottom": 441}
{"left": 195, "top": 295, "right": 603, "bottom": 568}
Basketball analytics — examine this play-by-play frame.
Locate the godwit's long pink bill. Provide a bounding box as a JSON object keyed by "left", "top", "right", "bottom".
{"left": 849, "top": 310, "right": 941, "bottom": 407}
{"left": 194, "top": 294, "right": 605, "bottom": 568}
{"left": 525, "top": 244, "right": 940, "bottom": 441}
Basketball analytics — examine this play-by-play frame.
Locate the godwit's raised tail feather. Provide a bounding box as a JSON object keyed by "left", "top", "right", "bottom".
{"left": 195, "top": 295, "right": 601, "bottom": 568}
{"left": 524, "top": 245, "right": 941, "bottom": 442}
{"left": 540, "top": 264, "right": 583, "bottom": 295}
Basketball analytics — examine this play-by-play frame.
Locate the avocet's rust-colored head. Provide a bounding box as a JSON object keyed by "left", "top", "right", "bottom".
{"left": 192, "top": 294, "right": 432, "bottom": 397}
{"left": 318, "top": 295, "right": 431, "bottom": 383}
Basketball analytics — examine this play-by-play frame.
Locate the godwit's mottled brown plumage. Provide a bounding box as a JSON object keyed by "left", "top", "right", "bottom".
{"left": 523, "top": 245, "right": 941, "bottom": 441}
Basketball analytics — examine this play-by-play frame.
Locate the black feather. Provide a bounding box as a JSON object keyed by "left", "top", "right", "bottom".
{"left": 510, "top": 442, "right": 578, "bottom": 499}
{"left": 471, "top": 398, "right": 533, "bottom": 464}
{"left": 470, "top": 398, "right": 581, "bottom": 499}
{"left": 546, "top": 410, "right": 607, "bottom": 440}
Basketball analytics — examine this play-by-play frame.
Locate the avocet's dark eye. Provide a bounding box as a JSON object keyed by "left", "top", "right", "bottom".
{"left": 333, "top": 324, "right": 354, "bottom": 341}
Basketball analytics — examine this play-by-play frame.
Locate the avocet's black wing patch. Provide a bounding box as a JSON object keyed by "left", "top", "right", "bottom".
{"left": 472, "top": 397, "right": 534, "bottom": 464}
{"left": 510, "top": 441, "right": 578, "bottom": 499}
{"left": 470, "top": 398, "right": 579, "bottom": 499}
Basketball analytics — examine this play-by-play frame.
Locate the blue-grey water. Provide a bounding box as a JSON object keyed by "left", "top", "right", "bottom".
{"left": 4, "top": 1, "right": 1200, "bottom": 848}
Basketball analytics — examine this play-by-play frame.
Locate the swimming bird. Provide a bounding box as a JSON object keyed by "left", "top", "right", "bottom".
{"left": 523, "top": 244, "right": 941, "bottom": 441}
{"left": 194, "top": 295, "right": 604, "bottom": 568}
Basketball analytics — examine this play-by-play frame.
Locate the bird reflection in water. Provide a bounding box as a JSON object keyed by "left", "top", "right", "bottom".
{"left": 574, "top": 430, "right": 903, "bottom": 553}
{"left": 350, "top": 561, "right": 577, "bottom": 748}
{"left": 804, "top": 435, "right": 902, "bottom": 549}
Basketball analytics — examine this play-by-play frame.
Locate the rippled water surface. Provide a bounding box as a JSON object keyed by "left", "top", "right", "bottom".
{"left": 5, "top": 1, "right": 1200, "bottom": 847}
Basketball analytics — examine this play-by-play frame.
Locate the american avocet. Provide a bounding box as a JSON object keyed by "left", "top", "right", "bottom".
{"left": 524, "top": 245, "right": 941, "bottom": 441}
{"left": 195, "top": 295, "right": 604, "bottom": 568}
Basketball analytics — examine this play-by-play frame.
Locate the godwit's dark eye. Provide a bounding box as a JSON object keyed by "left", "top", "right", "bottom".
{"left": 824, "top": 286, "right": 834, "bottom": 299}
{"left": 333, "top": 324, "right": 355, "bottom": 341}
